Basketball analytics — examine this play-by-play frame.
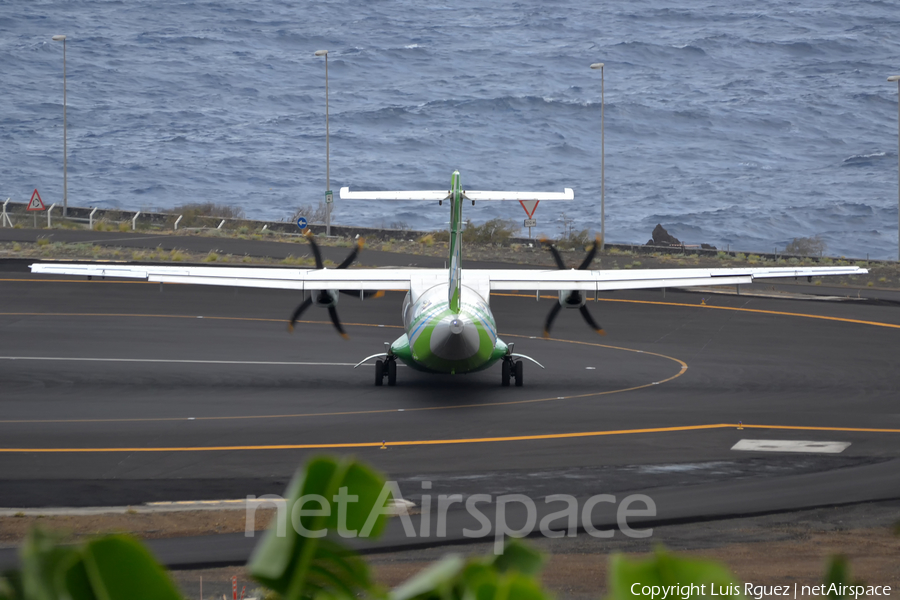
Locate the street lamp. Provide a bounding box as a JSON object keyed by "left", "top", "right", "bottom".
{"left": 590, "top": 62, "right": 605, "bottom": 250}
{"left": 315, "top": 49, "right": 331, "bottom": 236}
{"left": 890, "top": 75, "right": 900, "bottom": 261}
{"left": 52, "top": 34, "right": 67, "bottom": 217}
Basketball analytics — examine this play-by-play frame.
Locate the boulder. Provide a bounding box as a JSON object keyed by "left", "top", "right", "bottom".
{"left": 645, "top": 224, "right": 681, "bottom": 247}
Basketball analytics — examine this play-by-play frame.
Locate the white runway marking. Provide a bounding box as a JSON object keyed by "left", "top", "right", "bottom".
{"left": 731, "top": 439, "right": 851, "bottom": 454}
{"left": 0, "top": 356, "right": 356, "bottom": 366}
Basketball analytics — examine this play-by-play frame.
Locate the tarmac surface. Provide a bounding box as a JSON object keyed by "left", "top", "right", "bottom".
{"left": 1, "top": 230, "right": 899, "bottom": 567}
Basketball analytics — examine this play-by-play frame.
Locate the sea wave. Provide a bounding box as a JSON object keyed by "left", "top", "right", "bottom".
{"left": 2, "top": 0, "right": 899, "bottom": 258}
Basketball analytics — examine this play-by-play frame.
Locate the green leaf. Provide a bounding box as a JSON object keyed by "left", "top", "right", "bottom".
{"left": 250, "top": 458, "right": 336, "bottom": 584}
{"left": 0, "top": 572, "right": 23, "bottom": 600}
{"left": 490, "top": 541, "right": 544, "bottom": 576}
{"left": 338, "top": 462, "right": 389, "bottom": 537}
{"left": 823, "top": 555, "right": 866, "bottom": 600}
{"left": 389, "top": 555, "right": 466, "bottom": 600}
{"left": 390, "top": 542, "right": 550, "bottom": 600}
{"left": 248, "top": 455, "right": 388, "bottom": 599}
{"left": 18, "top": 528, "right": 80, "bottom": 600}
{"left": 607, "top": 547, "right": 743, "bottom": 600}
{"left": 60, "top": 558, "right": 98, "bottom": 600}
{"left": 77, "top": 535, "right": 182, "bottom": 600}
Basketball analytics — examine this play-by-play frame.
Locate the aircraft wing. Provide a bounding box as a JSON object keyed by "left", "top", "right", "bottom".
{"left": 30, "top": 263, "right": 866, "bottom": 294}
{"left": 477, "top": 265, "right": 867, "bottom": 292}
{"left": 29, "top": 263, "right": 445, "bottom": 292}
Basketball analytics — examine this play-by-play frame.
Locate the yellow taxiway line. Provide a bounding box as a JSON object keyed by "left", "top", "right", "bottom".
{"left": 0, "top": 423, "right": 898, "bottom": 453}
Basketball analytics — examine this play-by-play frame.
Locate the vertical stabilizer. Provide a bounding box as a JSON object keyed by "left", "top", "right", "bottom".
{"left": 448, "top": 170, "right": 462, "bottom": 313}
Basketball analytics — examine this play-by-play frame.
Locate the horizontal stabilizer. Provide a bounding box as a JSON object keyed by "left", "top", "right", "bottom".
{"left": 462, "top": 188, "right": 574, "bottom": 202}
{"left": 339, "top": 187, "right": 574, "bottom": 201}
{"left": 339, "top": 188, "right": 450, "bottom": 201}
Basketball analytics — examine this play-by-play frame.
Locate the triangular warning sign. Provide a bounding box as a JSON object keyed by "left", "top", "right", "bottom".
{"left": 519, "top": 199, "right": 539, "bottom": 218}
{"left": 27, "top": 189, "right": 46, "bottom": 211}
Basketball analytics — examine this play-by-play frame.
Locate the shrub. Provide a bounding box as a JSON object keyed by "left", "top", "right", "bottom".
{"left": 203, "top": 252, "right": 219, "bottom": 262}
{"left": 785, "top": 235, "right": 826, "bottom": 257}
{"left": 291, "top": 202, "right": 328, "bottom": 225}
{"left": 418, "top": 234, "right": 435, "bottom": 247}
{"left": 172, "top": 202, "right": 245, "bottom": 228}
{"left": 462, "top": 218, "right": 519, "bottom": 246}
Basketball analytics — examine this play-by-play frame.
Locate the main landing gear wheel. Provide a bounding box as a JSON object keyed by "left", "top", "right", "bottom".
{"left": 375, "top": 360, "right": 384, "bottom": 386}
{"left": 387, "top": 359, "right": 397, "bottom": 386}
{"left": 375, "top": 358, "right": 397, "bottom": 386}
{"left": 501, "top": 358, "right": 524, "bottom": 387}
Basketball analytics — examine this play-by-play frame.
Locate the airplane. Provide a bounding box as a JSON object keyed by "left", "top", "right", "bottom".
{"left": 31, "top": 170, "right": 867, "bottom": 387}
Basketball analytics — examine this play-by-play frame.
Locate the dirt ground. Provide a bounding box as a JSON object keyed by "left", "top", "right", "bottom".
{"left": 3, "top": 502, "right": 897, "bottom": 599}
{"left": 0, "top": 508, "right": 277, "bottom": 545}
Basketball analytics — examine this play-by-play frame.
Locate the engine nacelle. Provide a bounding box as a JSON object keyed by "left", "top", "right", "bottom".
{"left": 558, "top": 289, "right": 587, "bottom": 309}
{"left": 313, "top": 289, "right": 339, "bottom": 308}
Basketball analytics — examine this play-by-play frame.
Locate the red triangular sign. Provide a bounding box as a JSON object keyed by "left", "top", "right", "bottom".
{"left": 519, "top": 199, "right": 539, "bottom": 218}
{"left": 27, "top": 189, "right": 46, "bottom": 211}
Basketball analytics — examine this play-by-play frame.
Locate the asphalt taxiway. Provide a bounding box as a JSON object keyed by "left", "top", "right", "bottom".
{"left": 1, "top": 258, "right": 899, "bottom": 566}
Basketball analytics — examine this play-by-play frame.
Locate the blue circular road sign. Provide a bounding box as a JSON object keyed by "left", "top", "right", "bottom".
{"left": 296, "top": 217, "right": 308, "bottom": 230}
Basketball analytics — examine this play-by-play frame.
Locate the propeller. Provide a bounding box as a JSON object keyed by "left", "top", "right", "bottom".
{"left": 540, "top": 236, "right": 606, "bottom": 338}
{"left": 287, "top": 233, "right": 382, "bottom": 338}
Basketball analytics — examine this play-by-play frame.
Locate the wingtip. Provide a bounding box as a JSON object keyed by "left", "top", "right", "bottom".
{"left": 340, "top": 333, "right": 350, "bottom": 340}
{"left": 374, "top": 290, "right": 385, "bottom": 299}
{"left": 542, "top": 330, "right": 551, "bottom": 339}
{"left": 596, "top": 328, "right": 607, "bottom": 336}
{"left": 357, "top": 237, "right": 365, "bottom": 249}
{"left": 287, "top": 323, "right": 295, "bottom": 333}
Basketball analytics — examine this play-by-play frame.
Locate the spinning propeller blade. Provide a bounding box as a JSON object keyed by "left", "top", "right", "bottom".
{"left": 540, "top": 236, "right": 605, "bottom": 338}
{"left": 288, "top": 297, "right": 313, "bottom": 332}
{"left": 288, "top": 234, "right": 381, "bottom": 338}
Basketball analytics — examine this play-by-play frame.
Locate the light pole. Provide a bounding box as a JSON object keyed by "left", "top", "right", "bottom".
{"left": 890, "top": 75, "right": 900, "bottom": 261}
{"left": 315, "top": 49, "right": 331, "bottom": 236}
{"left": 590, "top": 62, "right": 605, "bottom": 250}
{"left": 52, "top": 34, "right": 67, "bottom": 217}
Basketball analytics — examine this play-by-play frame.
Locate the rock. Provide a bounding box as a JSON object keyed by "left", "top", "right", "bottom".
{"left": 645, "top": 224, "right": 681, "bottom": 247}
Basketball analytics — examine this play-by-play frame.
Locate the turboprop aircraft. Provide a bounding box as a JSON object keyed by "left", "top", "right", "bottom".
{"left": 31, "top": 170, "right": 867, "bottom": 387}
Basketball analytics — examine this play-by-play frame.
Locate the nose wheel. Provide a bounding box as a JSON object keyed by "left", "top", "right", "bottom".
{"left": 375, "top": 358, "right": 397, "bottom": 386}
{"left": 501, "top": 358, "right": 523, "bottom": 387}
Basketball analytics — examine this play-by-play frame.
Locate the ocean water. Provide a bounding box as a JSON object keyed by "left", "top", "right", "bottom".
{"left": 2, "top": 0, "right": 900, "bottom": 258}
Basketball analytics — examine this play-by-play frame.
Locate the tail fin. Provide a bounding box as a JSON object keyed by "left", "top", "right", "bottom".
{"left": 340, "top": 172, "right": 574, "bottom": 314}
{"left": 448, "top": 170, "right": 462, "bottom": 313}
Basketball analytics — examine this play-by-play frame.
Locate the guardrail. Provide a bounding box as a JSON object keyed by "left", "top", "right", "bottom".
{"left": 0, "top": 199, "right": 879, "bottom": 264}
